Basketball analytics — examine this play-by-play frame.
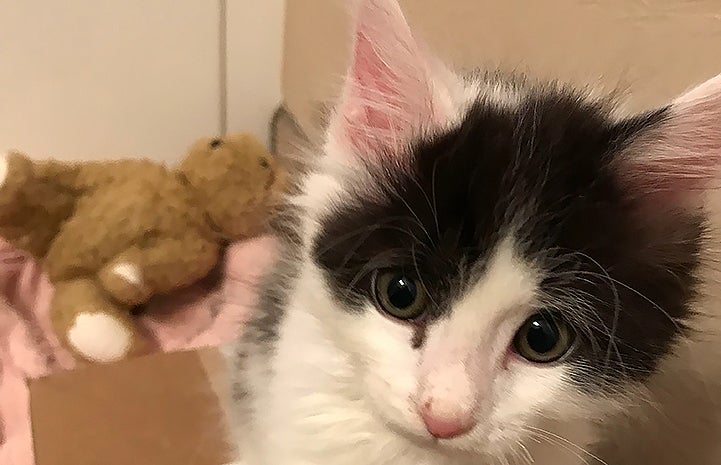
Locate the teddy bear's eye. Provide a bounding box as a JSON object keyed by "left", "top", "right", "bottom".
{"left": 259, "top": 158, "right": 270, "bottom": 168}
{"left": 209, "top": 139, "right": 222, "bottom": 149}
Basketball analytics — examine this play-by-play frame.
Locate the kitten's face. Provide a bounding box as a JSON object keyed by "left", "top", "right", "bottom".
{"left": 294, "top": 0, "right": 721, "bottom": 457}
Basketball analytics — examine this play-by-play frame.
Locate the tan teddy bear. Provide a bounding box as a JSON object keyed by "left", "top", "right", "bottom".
{"left": 0, "top": 133, "right": 286, "bottom": 363}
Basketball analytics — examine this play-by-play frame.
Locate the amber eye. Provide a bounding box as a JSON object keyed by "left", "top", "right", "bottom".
{"left": 513, "top": 313, "right": 575, "bottom": 363}
{"left": 374, "top": 271, "right": 426, "bottom": 320}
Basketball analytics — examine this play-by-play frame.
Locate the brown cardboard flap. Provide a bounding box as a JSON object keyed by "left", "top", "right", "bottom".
{"left": 30, "top": 349, "right": 231, "bottom": 465}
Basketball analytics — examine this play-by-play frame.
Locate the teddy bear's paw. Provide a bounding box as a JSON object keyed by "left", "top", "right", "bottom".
{"left": 67, "top": 312, "right": 133, "bottom": 363}
{"left": 99, "top": 261, "right": 152, "bottom": 305}
{"left": 112, "top": 262, "right": 143, "bottom": 286}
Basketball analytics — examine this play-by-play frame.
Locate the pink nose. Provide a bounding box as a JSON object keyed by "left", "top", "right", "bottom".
{"left": 419, "top": 401, "right": 476, "bottom": 439}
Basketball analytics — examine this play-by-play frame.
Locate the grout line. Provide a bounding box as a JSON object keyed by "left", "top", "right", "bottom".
{"left": 218, "top": 0, "right": 228, "bottom": 136}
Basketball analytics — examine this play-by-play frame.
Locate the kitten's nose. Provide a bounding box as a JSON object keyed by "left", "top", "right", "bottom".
{"left": 418, "top": 399, "right": 476, "bottom": 439}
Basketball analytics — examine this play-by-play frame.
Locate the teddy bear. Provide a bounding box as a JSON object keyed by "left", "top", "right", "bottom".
{"left": 0, "top": 132, "right": 286, "bottom": 363}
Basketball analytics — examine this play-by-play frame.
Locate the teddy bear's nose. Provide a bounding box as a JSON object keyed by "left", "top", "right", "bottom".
{"left": 209, "top": 138, "right": 222, "bottom": 148}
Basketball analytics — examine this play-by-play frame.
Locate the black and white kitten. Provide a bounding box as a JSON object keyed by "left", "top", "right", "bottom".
{"left": 223, "top": 1, "right": 721, "bottom": 463}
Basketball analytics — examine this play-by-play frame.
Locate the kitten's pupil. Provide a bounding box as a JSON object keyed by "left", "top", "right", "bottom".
{"left": 374, "top": 272, "right": 426, "bottom": 320}
{"left": 514, "top": 314, "right": 574, "bottom": 363}
{"left": 387, "top": 275, "right": 417, "bottom": 309}
{"left": 526, "top": 318, "right": 560, "bottom": 354}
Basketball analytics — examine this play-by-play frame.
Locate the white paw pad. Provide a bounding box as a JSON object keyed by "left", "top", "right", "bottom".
{"left": 0, "top": 152, "right": 9, "bottom": 188}
{"left": 67, "top": 312, "right": 132, "bottom": 363}
{"left": 112, "top": 262, "right": 143, "bottom": 286}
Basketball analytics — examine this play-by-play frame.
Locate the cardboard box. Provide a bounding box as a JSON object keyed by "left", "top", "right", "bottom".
{"left": 30, "top": 348, "right": 232, "bottom": 465}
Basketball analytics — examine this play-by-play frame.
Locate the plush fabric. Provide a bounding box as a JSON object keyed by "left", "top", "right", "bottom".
{"left": 0, "top": 235, "right": 276, "bottom": 465}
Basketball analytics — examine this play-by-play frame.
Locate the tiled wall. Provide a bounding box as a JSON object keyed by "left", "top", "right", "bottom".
{"left": 0, "top": 0, "right": 284, "bottom": 162}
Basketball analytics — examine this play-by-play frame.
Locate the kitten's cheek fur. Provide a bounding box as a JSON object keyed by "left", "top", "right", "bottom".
{"left": 354, "top": 310, "right": 429, "bottom": 435}
{"left": 294, "top": 266, "right": 422, "bottom": 432}
{"left": 492, "top": 363, "right": 568, "bottom": 421}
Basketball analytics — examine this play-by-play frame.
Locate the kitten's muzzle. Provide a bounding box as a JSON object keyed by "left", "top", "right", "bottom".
{"left": 418, "top": 400, "right": 477, "bottom": 439}
{"left": 415, "top": 358, "right": 481, "bottom": 440}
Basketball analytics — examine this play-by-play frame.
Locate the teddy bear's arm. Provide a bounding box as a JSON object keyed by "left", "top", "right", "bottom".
{"left": 97, "top": 235, "right": 220, "bottom": 306}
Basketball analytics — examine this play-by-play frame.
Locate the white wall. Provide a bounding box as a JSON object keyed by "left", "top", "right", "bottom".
{"left": 0, "top": 0, "right": 285, "bottom": 162}
{"left": 226, "top": 0, "right": 285, "bottom": 145}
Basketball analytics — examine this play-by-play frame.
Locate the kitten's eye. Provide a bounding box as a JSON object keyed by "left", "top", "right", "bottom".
{"left": 513, "top": 313, "right": 574, "bottom": 363}
{"left": 374, "top": 272, "right": 426, "bottom": 320}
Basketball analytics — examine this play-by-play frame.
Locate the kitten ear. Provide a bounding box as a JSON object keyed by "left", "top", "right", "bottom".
{"left": 617, "top": 73, "right": 721, "bottom": 204}
{"left": 326, "top": 0, "right": 449, "bottom": 161}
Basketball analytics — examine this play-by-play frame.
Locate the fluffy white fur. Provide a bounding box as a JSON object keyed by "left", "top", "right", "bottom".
{"left": 222, "top": 1, "right": 721, "bottom": 463}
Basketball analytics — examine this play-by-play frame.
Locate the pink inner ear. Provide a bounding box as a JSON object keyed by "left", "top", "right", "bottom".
{"left": 330, "top": 0, "right": 447, "bottom": 159}
{"left": 621, "top": 73, "right": 721, "bottom": 202}
{"left": 345, "top": 32, "right": 403, "bottom": 150}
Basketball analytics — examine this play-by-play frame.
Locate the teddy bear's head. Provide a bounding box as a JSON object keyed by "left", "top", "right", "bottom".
{"left": 178, "top": 133, "right": 286, "bottom": 240}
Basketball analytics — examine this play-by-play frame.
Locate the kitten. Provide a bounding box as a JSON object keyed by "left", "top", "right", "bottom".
{"left": 222, "top": 1, "right": 721, "bottom": 463}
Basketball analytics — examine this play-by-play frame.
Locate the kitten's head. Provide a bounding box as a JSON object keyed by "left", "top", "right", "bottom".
{"left": 300, "top": 0, "right": 721, "bottom": 456}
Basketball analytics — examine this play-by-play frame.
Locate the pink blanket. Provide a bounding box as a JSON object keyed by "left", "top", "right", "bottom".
{"left": 0, "top": 236, "right": 277, "bottom": 465}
